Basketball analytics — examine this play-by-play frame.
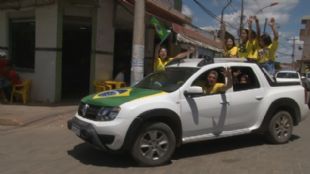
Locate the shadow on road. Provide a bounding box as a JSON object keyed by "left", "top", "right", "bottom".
{"left": 67, "top": 134, "right": 300, "bottom": 167}
{"left": 67, "top": 143, "right": 134, "bottom": 168}
{"left": 173, "top": 134, "right": 300, "bottom": 160}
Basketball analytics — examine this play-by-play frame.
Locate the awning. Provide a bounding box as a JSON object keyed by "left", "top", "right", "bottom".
{"left": 172, "top": 23, "right": 223, "bottom": 52}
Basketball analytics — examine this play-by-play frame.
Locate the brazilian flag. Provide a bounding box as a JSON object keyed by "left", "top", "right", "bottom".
{"left": 150, "top": 16, "right": 171, "bottom": 43}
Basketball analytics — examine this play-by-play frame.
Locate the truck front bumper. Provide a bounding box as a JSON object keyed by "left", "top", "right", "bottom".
{"left": 67, "top": 117, "right": 115, "bottom": 151}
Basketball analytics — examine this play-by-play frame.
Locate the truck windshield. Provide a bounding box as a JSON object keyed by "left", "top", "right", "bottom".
{"left": 135, "top": 67, "right": 198, "bottom": 92}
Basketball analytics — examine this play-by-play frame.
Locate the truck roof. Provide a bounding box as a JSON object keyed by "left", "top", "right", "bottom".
{"left": 166, "top": 58, "right": 249, "bottom": 68}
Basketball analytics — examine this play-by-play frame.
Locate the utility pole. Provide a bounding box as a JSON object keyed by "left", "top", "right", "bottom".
{"left": 292, "top": 37, "right": 296, "bottom": 70}
{"left": 131, "top": 0, "right": 145, "bottom": 85}
{"left": 220, "top": 0, "right": 232, "bottom": 42}
{"left": 239, "top": 0, "right": 244, "bottom": 30}
{"left": 288, "top": 37, "right": 298, "bottom": 70}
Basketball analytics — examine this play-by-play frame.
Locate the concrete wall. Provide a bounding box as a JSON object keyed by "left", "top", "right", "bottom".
{"left": 29, "top": 4, "right": 59, "bottom": 102}
{"left": 0, "top": 5, "right": 59, "bottom": 102}
{"left": 94, "top": 0, "right": 115, "bottom": 81}
{"left": 0, "top": 0, "right": 118, "bottom": 102}
{"left": 301, "top": 20, "right": 310, "bottom": 60}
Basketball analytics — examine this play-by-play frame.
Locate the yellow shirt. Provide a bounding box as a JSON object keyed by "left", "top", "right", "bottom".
{"left": 247, "top": 39, "right": 259, "bottom": 61}
{"left": 154, "top": 57, "right": 173, "bottom": 72}
{"left": 205, "top": 83, "right": 224, "bottom": 94}
{"left": 225, "top": 46, "right": 238, "bottom": 57}
{"left": 258, "top": 40, "right": 279, "bottom": 63}
{"left": 237, "top": 40, "right": 251, "bottom": 58}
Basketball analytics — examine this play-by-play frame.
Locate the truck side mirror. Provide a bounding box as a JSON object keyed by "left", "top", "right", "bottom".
{"left": 184, "top": 86, "right": 204, "bottom": 97}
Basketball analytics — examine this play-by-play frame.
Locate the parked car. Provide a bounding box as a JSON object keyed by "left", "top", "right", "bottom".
{"left": 305, "top": 72, "right": 310, "bottom": 82}
{"left": 275, "top": 70, "right": 302, "bottom": 84}
{"left": 68, "top": 58, "right": 309, "bottom": 166}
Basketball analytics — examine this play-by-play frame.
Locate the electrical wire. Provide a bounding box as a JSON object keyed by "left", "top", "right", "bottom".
{"left": 227, "top": 0, "right": 240, "bottom": 12}
{"left": 193, "top": 0, "right": 239, "bottom": 31}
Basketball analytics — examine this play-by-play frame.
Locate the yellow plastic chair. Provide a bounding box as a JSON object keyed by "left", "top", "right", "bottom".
{"left": 93, "top": 80, "right": 112, "bottom": 93}
{"left": 104, "top": 80, "right": 126, "bottom": 89}
{"left": 10, "top": 80, "right": 32, "bottom": 104}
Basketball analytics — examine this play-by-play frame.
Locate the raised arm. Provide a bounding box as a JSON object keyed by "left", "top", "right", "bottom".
{"left": 154, "top": 43, "right": 160, "bottom": 59}
{"left": 254, "top": 16, "right": 261, "bottom": 41}
{"left": 221, "top": 67, "right": 233, "bottom": 91}
{"left": 173, "top": 46, "right": 195, "bottom": 59}
{"left": 248, "top": 16, "right": 253, "bottom": 41}
{"left": 269, "top": 17, "right": 279, "bottom": 41}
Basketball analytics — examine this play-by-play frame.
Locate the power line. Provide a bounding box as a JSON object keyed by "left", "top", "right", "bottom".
{"left": 193, "top": 0, "right": 239, "bottom": 31}
{"left": 227, "top": 0, "right": 240, "bottom": 12}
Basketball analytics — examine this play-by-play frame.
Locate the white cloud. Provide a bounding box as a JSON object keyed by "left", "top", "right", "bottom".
{"left": 192, "top": 0, "right": 301, "bottom": 63}
{"left": 182, "top": 5, "right": 193, "bottom": 19}
{"left": 216, "top": 0, "right": 300, "bottom": 33}
{"left": 277, "top": 36, "right": 304, "bottom": 63}
{"left": 200, "top": 25, "right": 217, "bottom": 31}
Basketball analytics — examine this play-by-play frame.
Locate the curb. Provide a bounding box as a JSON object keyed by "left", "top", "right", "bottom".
{"left": 0, "top": 109, "right": 76, "bottom": 126}
{"left": 0, "top": 118, "right": 22, "bottom": 126}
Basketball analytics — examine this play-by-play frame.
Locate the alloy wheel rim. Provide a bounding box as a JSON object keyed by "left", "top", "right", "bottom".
{"left": 274, "top": 114, "right": 292, "bottom": 140}
{"left": 139, "top": 130, "right": 169, "bottom": 160}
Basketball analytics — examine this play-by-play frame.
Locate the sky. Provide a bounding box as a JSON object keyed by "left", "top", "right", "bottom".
{"left": 182, "top": 0, "right": 310, "bottom": 63}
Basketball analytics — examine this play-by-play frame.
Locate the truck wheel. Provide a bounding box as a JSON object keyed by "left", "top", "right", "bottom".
{"left": 131, "top": 122, "right": 176, "bottom": 166}
{"left": 266, "top": 111, "right": 293, "bottom": 144}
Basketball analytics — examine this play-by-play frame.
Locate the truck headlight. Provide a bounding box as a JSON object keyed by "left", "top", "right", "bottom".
{"left": 96, "top": 107, "right": 120, "bottom": 121}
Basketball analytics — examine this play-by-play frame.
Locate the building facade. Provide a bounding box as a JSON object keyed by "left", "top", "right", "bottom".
{"left": 300, "top": 16, "right": 310, "bottom": 72}
{"left": 0, "top": 0, "right": 222, "bottom": 103}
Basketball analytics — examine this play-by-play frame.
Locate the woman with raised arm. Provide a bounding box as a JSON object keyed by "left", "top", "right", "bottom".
{"left": 153, "top": 44, "right": 195, "bottom": 72}
{"left": 257, "top": 17, "right": 279, "bottom": 75}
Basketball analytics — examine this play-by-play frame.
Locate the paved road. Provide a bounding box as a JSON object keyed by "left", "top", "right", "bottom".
{"left": 0, "top": 111, "right": 310, "bottom": 174}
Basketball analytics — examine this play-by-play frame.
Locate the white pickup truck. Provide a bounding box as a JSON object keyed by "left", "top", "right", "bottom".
{"left": 68, "top": 58, "right": 309, "bottom": 166}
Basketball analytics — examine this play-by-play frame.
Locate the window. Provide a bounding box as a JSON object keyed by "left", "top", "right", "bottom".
{"left": 191, "top": 67, "right": 226, "bottom": 95}
{"left": 135, "top": 67, "right": 198, "bottom": 92}
{"left": 232, "top": 67, "right": 260, "bottom": 91}
{"left": 10, "top": 18, "right": 35, "bottom": 70}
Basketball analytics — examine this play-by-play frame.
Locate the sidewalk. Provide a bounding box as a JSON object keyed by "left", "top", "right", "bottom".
{"left": 0, "top": 103, "right": 78, "bottom": 126}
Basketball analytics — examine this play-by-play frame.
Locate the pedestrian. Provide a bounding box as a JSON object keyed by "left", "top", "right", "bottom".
{"left": 0, "top": 61, "right": 21, "bottom": 102}
{"left": 153, "top": 44, "right": 195, "bottom": 72}
{"left": 114, "top": 64, "right": 129, "bottom": 85}
{"left": 257, "top": 17, "right": 279, "bottom": 75}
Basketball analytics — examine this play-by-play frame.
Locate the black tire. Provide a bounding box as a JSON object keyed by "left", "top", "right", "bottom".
{"left": 266, "top": 111, "right": 293, "bottom": 144}
{"left": 131, "top": 122, "right": 176, "bottom": 166}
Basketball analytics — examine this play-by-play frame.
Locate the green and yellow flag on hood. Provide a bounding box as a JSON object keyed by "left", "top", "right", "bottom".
{"left": 150, "top": 16, "right": 171, "bottom": 43}
{"left": 81, "top": 87, "right": 166, "bottom": 107}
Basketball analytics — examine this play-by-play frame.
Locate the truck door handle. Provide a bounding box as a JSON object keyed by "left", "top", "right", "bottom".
{"left": 255, "top": 96, "right": 264, "bottom": 100}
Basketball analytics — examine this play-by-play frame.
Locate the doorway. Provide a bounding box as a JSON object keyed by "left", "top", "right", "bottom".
{"left": 62, "top": 16, "right": 92, "bottom": 100}
{"left": 113, "top": 29, "right": 132, "bottom": 85}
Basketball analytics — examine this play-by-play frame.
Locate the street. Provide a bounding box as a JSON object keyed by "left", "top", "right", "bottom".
{"left": 0, "top": 111, "right": 310, "bottom": 174}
